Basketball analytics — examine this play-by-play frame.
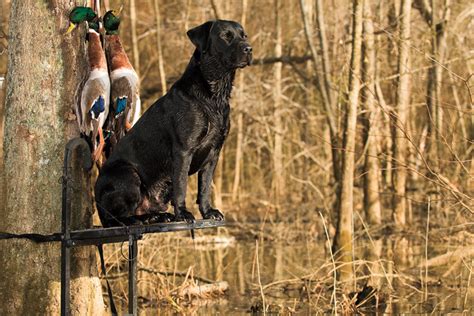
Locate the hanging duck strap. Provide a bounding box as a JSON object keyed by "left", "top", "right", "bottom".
{"left": 0, "top": 138, "right": 225, "bottom": 315}
{"left": 97, "top": 244, "right": 118, "bottom": 315}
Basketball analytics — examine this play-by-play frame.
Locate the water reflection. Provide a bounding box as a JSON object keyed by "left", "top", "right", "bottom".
{"left": 105, "top": 230, "right": 473, "bottom": 315}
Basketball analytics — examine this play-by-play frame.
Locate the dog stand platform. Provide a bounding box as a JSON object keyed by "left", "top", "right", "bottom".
{"left": 60, "top": 138, "right": 225, "bottom": 315}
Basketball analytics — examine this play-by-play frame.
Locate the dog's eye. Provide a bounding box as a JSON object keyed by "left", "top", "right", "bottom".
{"left": 221, "top": 31, "right": 234, "bottom": 42}
{"left": 242, "top": 32, "right": 247, "bottom": 39}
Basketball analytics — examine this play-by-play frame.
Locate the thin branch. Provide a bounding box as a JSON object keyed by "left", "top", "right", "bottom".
{"left": 253, "top": 55, "right": 312, "bottom": 65}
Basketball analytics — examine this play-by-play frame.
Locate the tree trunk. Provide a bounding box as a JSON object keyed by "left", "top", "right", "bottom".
{"left": 362, "top": 1, "right": 382, "bottom": 225}
{"left": 415, "top": 0, "right": 450, "bottom": 168}
{"left": 0, "top": 1, "right": 104, "bottom": 314}
{"left": 272, "top": 0, "right": 284, "bottom": 214}
{"left": 231, "top": 0, "right": 248, "bottom": 203}
{"left": 209, "top": 0, "right": 226, "bottom": 211}
{"left": 392, "top": 0, "right": 412, "bottom": 226}
{"left": 299, "top": 0, "right": 341, "bottom": 185}
{"left": 130, "top": 0, "right": 141, "bottom": 107}
{"left": 314, "top": 0, "right": 342, "bottom": 185}
{"left": 334, "top": 0, "right": 363, "bottom": 287}
{"left": 0, "top": 0, "right": 6, "bottom": 211}
{"left": 210, "top": 0, "right": 225, "bottom": 19}
{"left": 153, "top": 0, "right": 167, "bottom": 96}
{"left": 0, "top": 83, "right": 4, "bottom": 212}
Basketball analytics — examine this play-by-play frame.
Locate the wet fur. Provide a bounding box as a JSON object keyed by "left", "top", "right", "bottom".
{"left": 95, "top": 20, "right": 252, "bottom": 227}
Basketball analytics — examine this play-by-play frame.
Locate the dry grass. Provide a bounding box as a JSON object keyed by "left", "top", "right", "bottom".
{"left": 98, "top": 215, "right": 473, "bottom": 314}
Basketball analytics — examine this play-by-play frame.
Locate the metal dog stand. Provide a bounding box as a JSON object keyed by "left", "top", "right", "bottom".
{"left": 60, "top": 138, "right": 225, "bottom": 315}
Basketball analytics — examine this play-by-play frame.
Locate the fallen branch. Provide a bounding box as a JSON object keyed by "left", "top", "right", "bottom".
{"left": 177, "top": 281, "right": 229, "bottom": 298}
{"left": 419, "top": 246, "right": 474, "bottom": 268}
{"left": 105, "top": 267, "right": 216, "bottom": 284}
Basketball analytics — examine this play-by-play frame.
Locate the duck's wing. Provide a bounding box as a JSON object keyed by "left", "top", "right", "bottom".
{"left": 80, "top": 72, "right": 110, "bottom": 139}
{"left": 110, "top": 68, "right": 140, "bottom": 136}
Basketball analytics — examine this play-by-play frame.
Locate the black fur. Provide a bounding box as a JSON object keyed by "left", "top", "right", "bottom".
{"left": 95, "top": 20, "right": 252, "bottom": 227}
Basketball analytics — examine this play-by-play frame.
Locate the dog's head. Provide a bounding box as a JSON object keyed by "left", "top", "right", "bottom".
{"left": 187, "top": 20, "right": 252, "bottom": 70}
{"left": 95, "top": 161, "right": 142, "bottom": 225}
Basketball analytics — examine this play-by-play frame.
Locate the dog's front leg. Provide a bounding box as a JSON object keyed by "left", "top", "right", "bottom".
{"left": 172, "top": 149, "right": 196, "bottom": 222}
{"left": 197, "top": 149, "right": 224, "bottom": 221}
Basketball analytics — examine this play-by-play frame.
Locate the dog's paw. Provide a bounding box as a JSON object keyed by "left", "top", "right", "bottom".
{"left": 202, "top": 208, "right": 224, "bottom": 221}
{"left": 147, "top": 212, "right": 175, "bottom": 224}
{"left": 175, "top": 208, "right": 195, "bottom": 223}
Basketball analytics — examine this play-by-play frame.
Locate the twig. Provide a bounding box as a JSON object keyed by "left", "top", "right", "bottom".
{"left": 463, "top": 259, "right": 473, "bottom": 310}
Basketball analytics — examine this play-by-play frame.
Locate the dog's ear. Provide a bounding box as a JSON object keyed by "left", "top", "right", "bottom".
{"left": 187, "top": 21, "right": 215, "bottom": 53}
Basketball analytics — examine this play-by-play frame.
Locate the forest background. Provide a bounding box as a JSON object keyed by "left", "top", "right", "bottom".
{"left": 0, "top": 0, "right": 472, "bottom": 314}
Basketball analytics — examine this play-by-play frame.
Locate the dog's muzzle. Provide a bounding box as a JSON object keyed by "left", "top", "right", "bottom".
{"left": 240, "top": 44, "right": 253, "bottom": 67}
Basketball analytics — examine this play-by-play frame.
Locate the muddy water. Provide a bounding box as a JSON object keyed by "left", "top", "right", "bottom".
{"left": 107, "top": 228, "right": 473, "bottom": 315}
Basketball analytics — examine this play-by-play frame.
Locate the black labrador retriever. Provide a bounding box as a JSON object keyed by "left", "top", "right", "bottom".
{"left": 95, "top": 20, "right": 252, "bottom": 227}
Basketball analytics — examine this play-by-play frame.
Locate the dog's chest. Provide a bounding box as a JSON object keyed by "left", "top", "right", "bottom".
{"left": 201, "top": 112, "right": 229, "bottom": 149}
{"left": 190, "top": 112, "right": 229, "bottom": 173}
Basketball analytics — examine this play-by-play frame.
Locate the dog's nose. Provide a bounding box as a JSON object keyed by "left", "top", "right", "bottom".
{"left": 243, "top": 45, "right": 253, "bottom": 54}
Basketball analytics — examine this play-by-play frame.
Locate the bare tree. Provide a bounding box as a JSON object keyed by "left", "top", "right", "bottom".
{"left": 153, "top": 0, "right": 167, "bottom": 95}
{"left": 232, "top": 0, "right": 248, "bottom": 203}
{"left": 272, "top": 0, "right": 285, "bottom": 212}
{"left": 130, "top": 0, "right": 141, "bottom": 78}
{"left": 299, "top": 0, "right": 341, "bottom": 184}
{"left": 392, "top": 0, "right": 412, "bottom": 226}
{"left": 362, "top": 1, "right": 382, "bottom": 225}
{"left": 315, "top": 0, "right": 341, "bottom": 184}
{"left": 414, "top": 0, "right": 451, "bottom": 166}
{"left": 334, "top": 0, "right": 364, "bottom": 287}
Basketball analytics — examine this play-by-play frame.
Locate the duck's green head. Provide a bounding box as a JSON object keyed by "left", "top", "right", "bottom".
{"left": 103, "top": 10, "right": 121, "bottom": 35}
{"left": 67, "top": 7, "right": 97, "bottom": 34}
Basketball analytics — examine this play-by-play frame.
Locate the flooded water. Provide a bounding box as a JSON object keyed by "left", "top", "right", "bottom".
{"left": 104, "top": 225, "right": 473, "bottom": 315}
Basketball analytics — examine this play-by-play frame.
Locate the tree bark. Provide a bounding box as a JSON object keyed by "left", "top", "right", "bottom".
{"left": 362, "top": 1, "right": 382, "bottom": 225}
{"left": 0, "top": 0, "right": 6, "bottom": 212}
{"left": 0, "top": 1, "right": 104, "bottom": 314}
{"left": 334, "top": 0, "right": 363, "bottom": 288}
{"left": 392, "top": 0, "right": 412, "bottom": 226}
{"left": 0, "top": 83, "right": 4, "bottom": 212}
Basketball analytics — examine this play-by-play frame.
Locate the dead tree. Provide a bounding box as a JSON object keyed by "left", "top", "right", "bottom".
{"left": 362, "top": 1, "right": 382, "bottom": 225}
{"left": 130, "top": 0, "right": 141, "bottom": 100}
{"left": 334, "top": 0, "right": 364, "bottom": 287}
{"left": 232, "top": 0, "right": 248, "bottom": 203}
{"left": 299, "top": 0, "right": 341, "bottom": 186}
{"left": 414, "top": 0, "right": 451, "bottom": 167}
{"left": 153, "top": 0, "right": 167, "bottom": 95}
{"left": 392, "top": 0, "right": 412, "bottom": 226}
{"left": 272, "top": 0, "right": 285, "bottom": 212}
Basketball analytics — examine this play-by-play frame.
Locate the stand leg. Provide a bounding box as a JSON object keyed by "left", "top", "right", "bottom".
{"left": 61, "top": 241, "right": 70, "bottom": 316}
{"left": 129, "top": 236, "right": 138, "bottom": 315}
